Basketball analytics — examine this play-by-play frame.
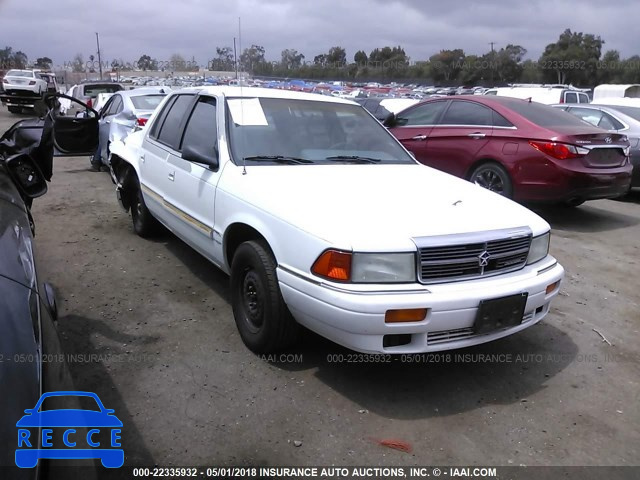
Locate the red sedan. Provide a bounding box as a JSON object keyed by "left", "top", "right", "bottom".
{"left": 386, "top": 96, "right": 632, "bottom": 205}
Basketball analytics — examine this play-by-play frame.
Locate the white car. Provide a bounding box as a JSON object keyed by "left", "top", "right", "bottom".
{"left": 108, "top": 86, "right": 564, "bottom": 354}
{"left": 1, "top": 69, "right": 52, "bottom": 113}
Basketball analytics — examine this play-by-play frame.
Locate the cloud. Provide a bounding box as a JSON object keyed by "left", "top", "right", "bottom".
{"left": 0, "top": 0, "right": 637, "bottom": 68}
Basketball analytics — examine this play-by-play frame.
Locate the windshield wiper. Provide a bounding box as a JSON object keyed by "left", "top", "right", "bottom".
{"left": 243, "top": 155, "right": 314, "bottom": 165}
{"left": 325, "top": 155, "right": 382, "bottom": 164}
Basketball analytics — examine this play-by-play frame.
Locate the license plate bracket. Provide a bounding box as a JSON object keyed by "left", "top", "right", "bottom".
{"left": 473, "top": 293, "right": 528, "bottom": 334}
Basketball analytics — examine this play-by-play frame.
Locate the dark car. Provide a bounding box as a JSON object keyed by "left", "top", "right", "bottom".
{"left": 554, "top": 103, "right": 640, "bottom": 189}
{"left": 0, "top": 94, "right": 98, "bottom": 477}
{"left": 386, "top": 96, "right": 632, "bottom": 205}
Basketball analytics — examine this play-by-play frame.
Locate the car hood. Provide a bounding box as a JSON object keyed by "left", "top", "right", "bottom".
{"left": 219, "top": 163, "right": 550, "bottom": 251}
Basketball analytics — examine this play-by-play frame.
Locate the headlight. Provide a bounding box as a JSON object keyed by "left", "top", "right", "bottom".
{"left": 526, "top": 232, "right": 550, "bottom": 265}
{"left": 311, "top": 250, "right": 416, "bottom": 283}
{"left": 352, "top": 252, "right": 416, "bottom": 283}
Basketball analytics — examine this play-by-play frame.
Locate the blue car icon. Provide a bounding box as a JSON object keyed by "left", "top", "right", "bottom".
{"left": 16, "top": 391, "right": 124, "bottom": 468}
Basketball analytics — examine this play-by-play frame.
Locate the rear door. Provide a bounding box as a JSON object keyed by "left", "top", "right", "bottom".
{"left": 388, "top": 100, "right": 448, "bottom": 163}
{"left": 422, "top": 100, "right": 494, "bottom": 176}
{"left": 141, "top": 94, "right": 195, "bottom": 223}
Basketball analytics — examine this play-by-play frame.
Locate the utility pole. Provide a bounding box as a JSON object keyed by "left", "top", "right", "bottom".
{"left": 96, "top": 32, "right": 103, "bottom": 80}
{"left": 489, "top": 41, "right": 495, "bottom": 86}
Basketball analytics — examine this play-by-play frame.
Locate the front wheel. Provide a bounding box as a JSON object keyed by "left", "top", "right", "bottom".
{"left": 469, "top": 162, "right": 513, "bottom": 198}
{"left": 230, "top": 240, "right": 300, "bottom": 353}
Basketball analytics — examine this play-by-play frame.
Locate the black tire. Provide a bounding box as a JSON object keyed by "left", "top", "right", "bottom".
{"left": 230, "top": 240, "right": 300, "bottom": 353}
{"left": 562, "top": 198, "right": 586, "bottom": 208}
{"left": 469, "top": 162, "right": 513, "bottom": 198}
{"left": 8, "top": 106, "right": 20, "bottom": 114}
{"left": 130, "top": 178, "right": 160, "bottom": 237}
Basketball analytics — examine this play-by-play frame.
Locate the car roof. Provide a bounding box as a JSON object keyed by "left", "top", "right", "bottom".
{"left": 171, "top": 86, "right": 358, "bottom": 105}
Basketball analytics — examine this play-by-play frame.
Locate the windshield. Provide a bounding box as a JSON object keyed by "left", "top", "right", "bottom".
{"left": 130, "top": 94, "right": 166, "bottom": 110}
{"left": 226, "top": 97, "right": 415, "bottom": 165}
{"left": 7, "top": 69, "right": 34, "bottom": 78}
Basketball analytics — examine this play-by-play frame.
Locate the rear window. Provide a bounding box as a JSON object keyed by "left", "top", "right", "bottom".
{"left": 83, "top": 84, "right": 124, "bottom": 96}
{"left": 605, "top": 106, "right": 640, "bottom": 122}
{"left": 503, "top": 99, "right": 590, "bottom": 127}
{"left": 7, "top": 70, "right": 34, "bottom": 78}
{"left": 130, "top": 94, "right": 166, "bottom": 110}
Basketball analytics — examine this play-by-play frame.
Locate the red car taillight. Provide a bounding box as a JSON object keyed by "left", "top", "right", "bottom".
{"left": 86, "top": 98, "right": 93, "bottom": 108}
{"left": 529, "top": 141, "right": 588, "bottom": 160}
{"left": 136, "top": 117, "right": 148, "bottom": 127}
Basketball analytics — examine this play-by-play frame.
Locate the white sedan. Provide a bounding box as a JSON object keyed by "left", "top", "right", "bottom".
{"left": 108, "top": 86, "right": 564, "bottom": 354}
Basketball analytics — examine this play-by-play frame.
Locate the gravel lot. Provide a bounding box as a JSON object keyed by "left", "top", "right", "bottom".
{"left": 2, "top": 107, "right": 638, "bottom": 473}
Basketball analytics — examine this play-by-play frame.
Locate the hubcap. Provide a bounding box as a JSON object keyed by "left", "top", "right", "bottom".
{"left": 474, "top": 169, "right": 504, "bottom": 194}
{"left": 242, "top": 271, "right": 263, "bottom": 331}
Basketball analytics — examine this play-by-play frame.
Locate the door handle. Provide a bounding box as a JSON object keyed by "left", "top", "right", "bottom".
{"left": 168, "top": 172, "right": 175, "bottom": 182}
{"left": 139, "top": 154, "right": 145, "bottom": 163}
{"left": 468, "top": 132, "right": 486, "bottom": 139}
{"left": 411, "top": 134, "right": 427, "bottom": 141}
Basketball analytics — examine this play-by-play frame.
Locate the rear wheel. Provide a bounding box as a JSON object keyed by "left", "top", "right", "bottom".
{"left": 230, "top": 240, "right": 300, "bottom": 353}
{"left": 130, "top": 178, "right": 160, "bottom": 237}
{"left": 469, "top": 162, "right": 513, "bottom": 198}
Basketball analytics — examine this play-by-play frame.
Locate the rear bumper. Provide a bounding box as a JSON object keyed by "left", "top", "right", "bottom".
{"left": 1, "top": 89, "right": 41, "bottom": 107}
{"left": 515, "top": 157, "right": 632, "bottom": 202}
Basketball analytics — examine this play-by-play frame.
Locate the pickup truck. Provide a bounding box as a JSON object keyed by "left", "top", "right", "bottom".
{"left": 108, "top": 86, "right": 564, "bottom": 354}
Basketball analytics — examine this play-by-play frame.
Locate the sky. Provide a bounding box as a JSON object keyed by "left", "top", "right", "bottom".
{"left": 1, "top": 0, "right": 639, "bottom": 68}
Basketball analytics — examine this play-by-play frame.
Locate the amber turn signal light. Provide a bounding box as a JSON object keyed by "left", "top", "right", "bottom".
{"left": 546, "top": 281, "right": 560, "bottom": 294}
{"left": 311, "top": 250, "right": 352, "bottom": 281}
{"left": 385, "top": 308, "right": 428, "bottom": 323}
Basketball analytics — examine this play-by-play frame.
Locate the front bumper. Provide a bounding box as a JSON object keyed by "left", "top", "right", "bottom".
{"left": 279, "top": 257, "right": 564, "bottom": 354}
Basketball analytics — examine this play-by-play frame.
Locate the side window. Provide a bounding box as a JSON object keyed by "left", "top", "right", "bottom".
{"left": 567, "top": 107, "right": 602, "bottom": 127}
{"left": 105, "top": 96, "right": 122, "bottom": 116}
{"left": 564, "top": 92, "right": 578, "bottom": 103}
{"left": 396, "top": 101, "right": 447, "bottom": 126}
{"left": 492, "top": 110, "right": 514, "bottom": 128}
{"left": 100, "top": 97, "right": 115, "bottom": 117}
{"left": 149, "top": 96, "right": 177, "bottom": 139}
{"left": 578, "top": 93, "right": 589, "bottom": 103}
{"left": 180, "top": 97, "right": 217, "bottom": 156}
{"left": 599, "top": 112, "right": 625, "bottom": 131}
{"left": 156, "top": 95, "right": 194, "bottom": 149}
{"left": 440, "top": 101, "right": 492, "bottom": 126}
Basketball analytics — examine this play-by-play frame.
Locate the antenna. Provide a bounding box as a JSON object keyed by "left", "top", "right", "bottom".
{"left": 239, "top": 16, "right": 247, "bottom": 175}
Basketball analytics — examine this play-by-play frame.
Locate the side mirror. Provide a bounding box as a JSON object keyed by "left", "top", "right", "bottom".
{"left": 5, "top": 154, "right": 48, "bottom": 199}
{"left": 75, "top": 111, "right": 88, "bottom": 118}
{"left": 382, "top": 112, "right": 397, "bottom": 128}
{"left": 182, "top": 144, "right": 219, "bottom": 169}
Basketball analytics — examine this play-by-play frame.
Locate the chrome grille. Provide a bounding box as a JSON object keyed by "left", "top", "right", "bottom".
{"left": 417, "top": 231, "right": 531, "bottom": 284}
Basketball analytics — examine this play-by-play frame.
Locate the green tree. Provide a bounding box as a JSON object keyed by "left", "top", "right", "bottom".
{"left": 429, "top": 49, "right": 466, "bottom": 83}
{"left": 211, "top": 47, "right": 234, "bottom": 71}
{"left": 326, "top": 46, "right": 347, "bottom": 66}
{"left": 494, "top": 44, "right": 527, "bottom": 83}
{"left": 280, "top": 48, "right": 305, "bottom": 70}
{"left": 137, "top": 54, "right": 155, "bottom": 71}
{"left": 169, "top": 53, "right": 187, "bottom": 72}
{"left": 240, "top": 45, "right": 266, "bottom": 73}
{"left": 538, "top": 29, "right": 604, "bottom": 85}
{"left": 34, "top": 56, "right": 53, "bottom": 69}
{"left": 354, "top": 50, "right": 368, "bottom": 65}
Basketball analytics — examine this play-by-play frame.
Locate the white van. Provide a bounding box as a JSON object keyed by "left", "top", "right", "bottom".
{"left": 592, "top": 84, "right": 640, "bottom": 106}
{"left": 484, "top": 85, "right": 590, "bottom": 104}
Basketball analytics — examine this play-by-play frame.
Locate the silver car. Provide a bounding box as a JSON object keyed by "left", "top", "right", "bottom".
{"left": 93, "top": 87, "right": 169, "bottom": 167}
{"left": 554, "top": 104, "right": 640, "bottom": 188}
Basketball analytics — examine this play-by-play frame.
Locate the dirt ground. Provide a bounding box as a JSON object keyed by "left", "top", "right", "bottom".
{"left": 2, "top": 108, "right": 638, "bottom": 473}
